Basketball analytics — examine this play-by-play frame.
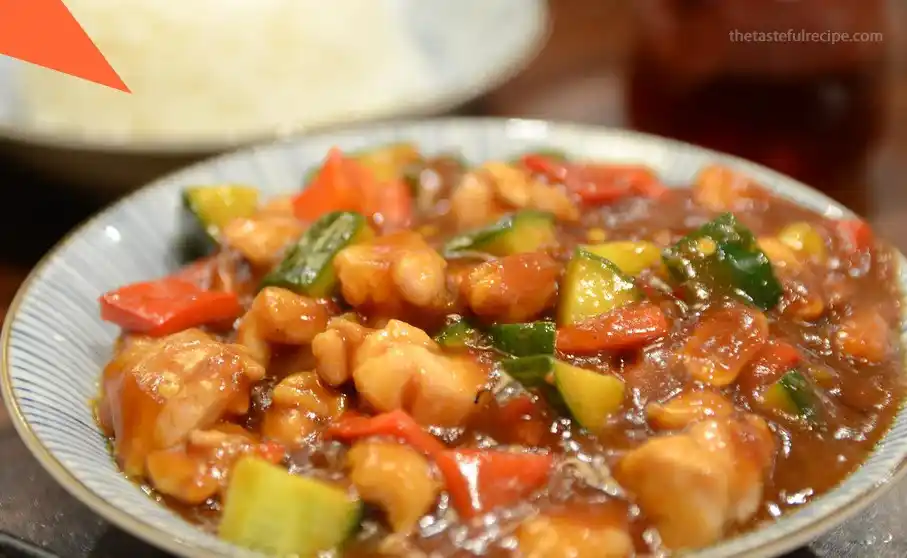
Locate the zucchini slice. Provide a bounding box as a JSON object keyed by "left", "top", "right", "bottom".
{"left": 219, "top": 457, "right": 361, "bottom": 556}
{"left": 434, "top": 318, "right": 479, "bottom": 349}
{"left": 443, "top": 211, "right": 557, "bottom": 257}
{"left": 761, "top": 370, "right": 819, "bottom": 422}
{"left": 261, "top": 211, "right": 373, "bottom": 297}
{"left": 553, "top": 361, "right": 626, "bottom": 433}
{"left": 489, "top": 322, "right": 555, "bottom": 357}
{"left": 582, "top": 241, "right": 662, "bottom": 277}
{"left": 502, "top": 356, "right": 625, "bottom": 432}
{"left": 663, "top": 213, "right": 782, "bottom": 311}
{"left": 558, "top": 248, "right": 642, "bottom": 326}
{"left": 183, "top": 185, "right": 259, "bottom": 241}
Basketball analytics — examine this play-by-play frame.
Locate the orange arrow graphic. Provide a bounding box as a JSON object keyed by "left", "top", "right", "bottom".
{"left": 0, "top": 0, "right": 130, "bottom": 92}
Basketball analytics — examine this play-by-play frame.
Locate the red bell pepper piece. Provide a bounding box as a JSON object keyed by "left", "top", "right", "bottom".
{"left": 836, "top": 218, "right": 874, "bottom": 252}
{"left": 292, "top": 147, "right": 361, "bottom": 222}
{"left": 360, "top": 176, "right": 413, "bottom": 231}
{"left": 434, "top": 449, "right": 553, "bottom": 518}
{"left": 292, "top": 147, "right": 413, "bottom": 228}
{"left": 325, "top": 409, "right": 446, "bottom": 458}
{"left": 556, "top": 302, "right": 669, "bottom": 353}
{"left": 99, "top": 278, "right": 242, "bottom": 337}
{"left": 737, "top": 340, "right": 803, "bottom": 395}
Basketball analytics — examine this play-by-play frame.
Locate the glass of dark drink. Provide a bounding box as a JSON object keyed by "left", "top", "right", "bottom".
{"left": 627, "top": 0, "right": 890, "bottom": 210}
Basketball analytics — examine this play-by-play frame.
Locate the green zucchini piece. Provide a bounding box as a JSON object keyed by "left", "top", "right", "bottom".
{"left": 502, "top": 356, "right": 625, "bottom": 431}
{"left": 489, "top": 322, "right": 555, "bottom": 357}
{"left": 435, "top": 318, "right": 478, "bottom": 349}
{"left": 553, "top": 361, "right": 625, "bottom": 432}
{"left": 663, "top": 213, "right": 782, "bottom": 311}
{"left": 443, "top": 210, "right": 557, "bottom": 257}
{"left": 261, "top": 211, "right": 373, "bottom": 297}
{"left": 558, "top": 248, "right": 642, "bottom": 326}
{"left": 220, "top": 457, "right": 361, "bottom": 557}
{"left": 354, "top": 142, "right": 421, "bottom": 183}
{"left": 762, "top": 370, "right": 818, "bottom": 422}
{"left": 183, "top": 185, "right": 259, "bottom": 240}
{"left": 582, "top": 241, "right": 662, "bottom": 277}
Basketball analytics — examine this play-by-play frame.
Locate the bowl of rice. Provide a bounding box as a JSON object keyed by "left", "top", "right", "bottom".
{"left": 0, "top": 0, "right": 548, "bottom": 192}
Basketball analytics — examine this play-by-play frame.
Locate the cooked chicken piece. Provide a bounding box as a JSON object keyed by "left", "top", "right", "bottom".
{"left": 646, "top": 390, "right": 736, "bottom": 431}
{"left": 352, "top": 320, "right": 488, "bottom": 427}
{"left": 221, "top": 213, "right": 304, "bottom": 268}
{"left": 98, "top": 329, "right": 264, "bottom": 477}
{"left": 759, "top": 237, "right": 826, "bottom": 321}
{"left": 517, "top": 509, "right": 634, "bottom": 558}
{"left": 449, "top": 163, "right": 579, "bottom": 231}
{"left": 346, "top": 440, "right": 440, "bottom": 533}
{"left": 836, "top": 308, "right": 891, "bottom": 363}
{"left": 614, "top": 416, "right": 775, "bottom": 550}
{"left": 311, "top": 318, "right": 372, "bottom": 386}
{"left": 261, "top": 371, "right": 346, "bottom": 447}
{"left": 235, "top": 287, "right": 329, "bottom": 365}
{"left": 461, "top": 252, "right": 561, "bottom": 323}
{"left": 680, "top": 302, "right": 769, "bottom": 386}
{"left": 483, "top": 162, "right": 579, "bottom": 222}
{"left": 693, "top": 165, "right": 763, "bottom": 213}
{"left": 146, "top": 424, "right": 284, "bottom": 505}
{"left": 333, "top": 232, "right": 450, "bottom": 317}
{"left": 449, "top": 171, "right": 503, "bottom": 230}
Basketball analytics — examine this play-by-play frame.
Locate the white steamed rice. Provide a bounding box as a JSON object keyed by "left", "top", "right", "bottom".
{"left": 18, "top": 0, "right": 429, "bottom": 143}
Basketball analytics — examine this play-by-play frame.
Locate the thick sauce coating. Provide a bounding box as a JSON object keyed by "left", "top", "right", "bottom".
{"left": 95, "top": 148, "right": 904, "bottom": 557}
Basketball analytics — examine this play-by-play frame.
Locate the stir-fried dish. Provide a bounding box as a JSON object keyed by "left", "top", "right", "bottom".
{"left": 95, "top": 144, "right": 904, "bottom": 557}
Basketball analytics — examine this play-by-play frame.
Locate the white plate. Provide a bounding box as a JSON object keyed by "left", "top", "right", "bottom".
{"left": 4, "top": 118, "right": 907, "bottom": 558}
{"left": 0, "top": 0, "right": 548, "bottom": 191}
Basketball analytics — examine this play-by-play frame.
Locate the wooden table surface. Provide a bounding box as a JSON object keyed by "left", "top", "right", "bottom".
{"left": 1, "top": 1, "right": 906, "bottom": 556}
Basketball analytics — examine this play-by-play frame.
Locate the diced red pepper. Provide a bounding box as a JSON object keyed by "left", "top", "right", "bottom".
{"left": 99, "top": 278, "right": 242, "bottom": 337}
{"left": 434, "top": 449, "right": 553, "bottom": 518}
{"left": 292, "top": 147, "right": 361, "bottom": 222}
{"left": 325, "top": 409, "right": 446, "bottom": 458}
{"left": 836, "top": 218, "right": 874, "bottom": 252}
{"left": 496, "top": 396, "right": 547, "bottom": 447}
{"left": 736, "top": 339, "right": 803, "bottom": 395}
{"left": 521, "top": 154, "right": 569, "bottom": 182}
{"left": 556, "top": 302, "right": 670, "bottom": 353}
{"left": 360, "top": 176, "right": 413, "bottom": 231}
{"left": 292, "top": 147, "right": 413, "bottom": 228}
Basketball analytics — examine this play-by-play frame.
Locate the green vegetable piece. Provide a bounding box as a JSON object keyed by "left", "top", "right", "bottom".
{"left": 183, "top": 185, "right": 259, "bottom": 240}
{"left": 443, "top": 211, "right": 557, "bottom": 257}
{"left": 489, "top": 322, "right": 555, "bottom": 357}
{"left": 553, "top": 361, "right": 625, "bottom": 433}
{"left": 763, "top": 370, "right": 818, "bottom": 422}
{"left": 435, "top": 318, "right": 478, "bottom": 349}
{"left": 502, "top": 356, "right": 625, "bottom": 431}
{"left": 663, "top": 213, "right": 782, "bottom": 311}
{"left": 219, "top": 457, "right": 361, "bottom": 557}
{"left": 558, "top": 248, "right": 641, "bottom": 326}
{"left": 261, "top": 211, "right": 372, "bottom": 298}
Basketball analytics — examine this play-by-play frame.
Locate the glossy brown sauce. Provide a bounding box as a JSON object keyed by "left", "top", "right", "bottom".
{"left": 104, "top": 158, "right": 904, "bottom": 557}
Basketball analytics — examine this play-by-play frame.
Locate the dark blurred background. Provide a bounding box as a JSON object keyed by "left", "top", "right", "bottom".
{"left": 0, "top": 0, "right": 906, "bottom": 556}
